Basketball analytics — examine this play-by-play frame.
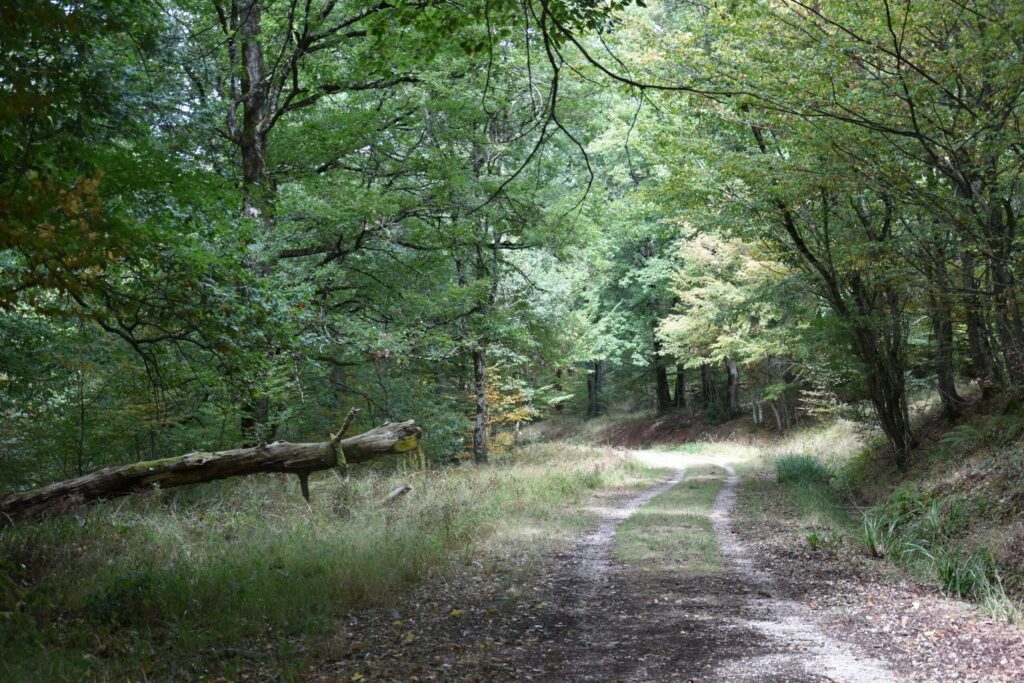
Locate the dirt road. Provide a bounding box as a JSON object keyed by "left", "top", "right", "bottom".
{"left": 523, "top": 451, "right": 895, "bottom": 682}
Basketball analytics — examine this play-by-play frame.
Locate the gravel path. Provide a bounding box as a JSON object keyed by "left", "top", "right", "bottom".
{"left": 520, "top": 452, "right": 896, "bottom": 682}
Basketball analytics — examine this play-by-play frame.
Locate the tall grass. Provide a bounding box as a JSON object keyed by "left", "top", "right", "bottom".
{"left": 0, "top": 442, "right": 659, "bottom": 681}
{"left": 775, "top": 454, "right": 831, "bottom": 486}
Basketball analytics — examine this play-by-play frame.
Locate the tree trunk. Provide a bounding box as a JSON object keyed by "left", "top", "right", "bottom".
{"left": 928, "top": 293, "right": 963, "bottom": 421}
{"left": 587, "top": 361, "right": 603, "bottom": 418}
{"left": 1, "top": 420, "right": 421, "bottom": 520}
{"left": 553, "top": 367, "right": 565, "bottom": 413}
{"left": 962, "top": 251, "right": 999, "bottom": 387}
{"left": 652, "top": 333, "right": 672, "bottom": 414}
{"left": 472, "top": 346, "right": 487, "bottom": 463}
{"left": 699, "top": 363, "right": 717, "bottom": 409}
{"left": 850, "top": 317, "right": 915, "bottom": 470}
{"left": 235, "top": 0, "right": 277, "bottom": 443}
{"left": 655, "top": 364, "right": 672, "bottom": 415}
{"left": 769, "top": 400, "right": 783, "bottom": 431}
{"left": 725, "top": 358, "right": 740, "bottom": 416}
{"left": 991, "top": 256, "right": 1024, "bottom": 386}
{"left": 238, "top": 0, "right": 273, "bottom": 225}
{"left": 673, "top": 365, "right": 686, "bottom": 409}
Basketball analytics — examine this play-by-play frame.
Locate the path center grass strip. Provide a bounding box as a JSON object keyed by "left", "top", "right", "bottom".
{"left": 614, "top": 465, "right": 728, "bottom": 575}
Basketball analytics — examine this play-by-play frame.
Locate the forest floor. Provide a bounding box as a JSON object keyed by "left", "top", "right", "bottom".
{"left": 310, "top": 445, "right": 1024, "bottom": 683}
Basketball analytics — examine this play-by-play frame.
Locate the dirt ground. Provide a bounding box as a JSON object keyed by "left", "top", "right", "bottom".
{"left": 302, "top": 449, "right": 1024, "bottom": 682}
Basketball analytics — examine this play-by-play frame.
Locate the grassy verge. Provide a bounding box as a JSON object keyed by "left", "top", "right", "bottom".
{"left": 773, "top": 454, "right": 856, "bottom": 543}
{"left": 614, "top": 465, "right": 727, "bottom": 575}
{"left": 760, "top": 419, "right": 1024, "bottom": 623}
{"left": 860, "top": 485, "right": 1021, "bottom": 621}
{"left": 0, "top": 442, "right": 661, "bottom": 681}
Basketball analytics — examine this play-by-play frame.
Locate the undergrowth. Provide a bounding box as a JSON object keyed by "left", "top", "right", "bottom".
{"left": 0, "top": 442, "right": 659, "bottom": 681}
{"left": 773, "top": 452, "right": 853, "bottom": 533}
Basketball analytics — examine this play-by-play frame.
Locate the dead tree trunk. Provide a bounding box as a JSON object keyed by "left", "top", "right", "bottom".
{"left": 1, "top": 420, "right": 421, "bottom": 520}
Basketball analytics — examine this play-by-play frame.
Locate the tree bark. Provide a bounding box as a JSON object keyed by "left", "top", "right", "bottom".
{"left": 850, "top": 313, "right": 915, "bottom": 470}
{"left": 1, "top": 420, "right": 421, "bottom": 520}
{"left": 699, "top": 363, "right": 717, "bottom": 408}
{"left": 769, "top": 400, "right": 783, "bottom": 431}
{"left": 238, "top": 0, "right": 274, "bottom": 225}
{"left": 991, "top": 256, "right": 1024, "bottom": 386}
{"left": 928, "top": 293, "right": 963, "bottom": 421}
{"left": 655, "top": 364, "right": 672, "bottom": 415}
{"left": 472, "top": 346, "right": 488, "bottom": 463}
{"left": 553, "top": 367, "right": 565, "bottom": 413}
{"left": 652, "top": 333, "right": 672, "bottom": 414}
{"left": 962, "top": 251, "right": 999, "bottom": 387}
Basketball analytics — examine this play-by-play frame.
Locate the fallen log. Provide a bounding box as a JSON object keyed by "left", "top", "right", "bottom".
{"left": 0, "top": 418, "right": 421, "bottom": 520}
{"left": 381, "top": 484, "right": 412, "bottom": 504}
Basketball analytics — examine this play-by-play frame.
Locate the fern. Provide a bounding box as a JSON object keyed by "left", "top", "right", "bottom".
{"left": 984, "top": 415, "right": 1024, "bottom": 447}
{"left": 938, "top": 424, "right": 984, "bottom": 456}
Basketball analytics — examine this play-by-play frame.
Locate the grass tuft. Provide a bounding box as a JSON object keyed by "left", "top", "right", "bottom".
{"left": 776, "top": 454, "right": 831, "bottom": 486}
{"left": 805, "top": 528, "right": 839, "bottom": 552}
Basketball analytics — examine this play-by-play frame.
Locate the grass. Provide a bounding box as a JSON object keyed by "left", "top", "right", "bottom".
{"left": 775, "top": 454, "right": 830, "bottom": 486}
{"left": 614, "top": 465, "right": 727, "bottom": 575}
{"left": 0, "top": 442, "right": 662, "bottom": 682}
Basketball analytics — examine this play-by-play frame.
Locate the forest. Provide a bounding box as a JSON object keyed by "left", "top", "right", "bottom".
{"left": 3, "top": 0, "right": 1024, "bottom": 680}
